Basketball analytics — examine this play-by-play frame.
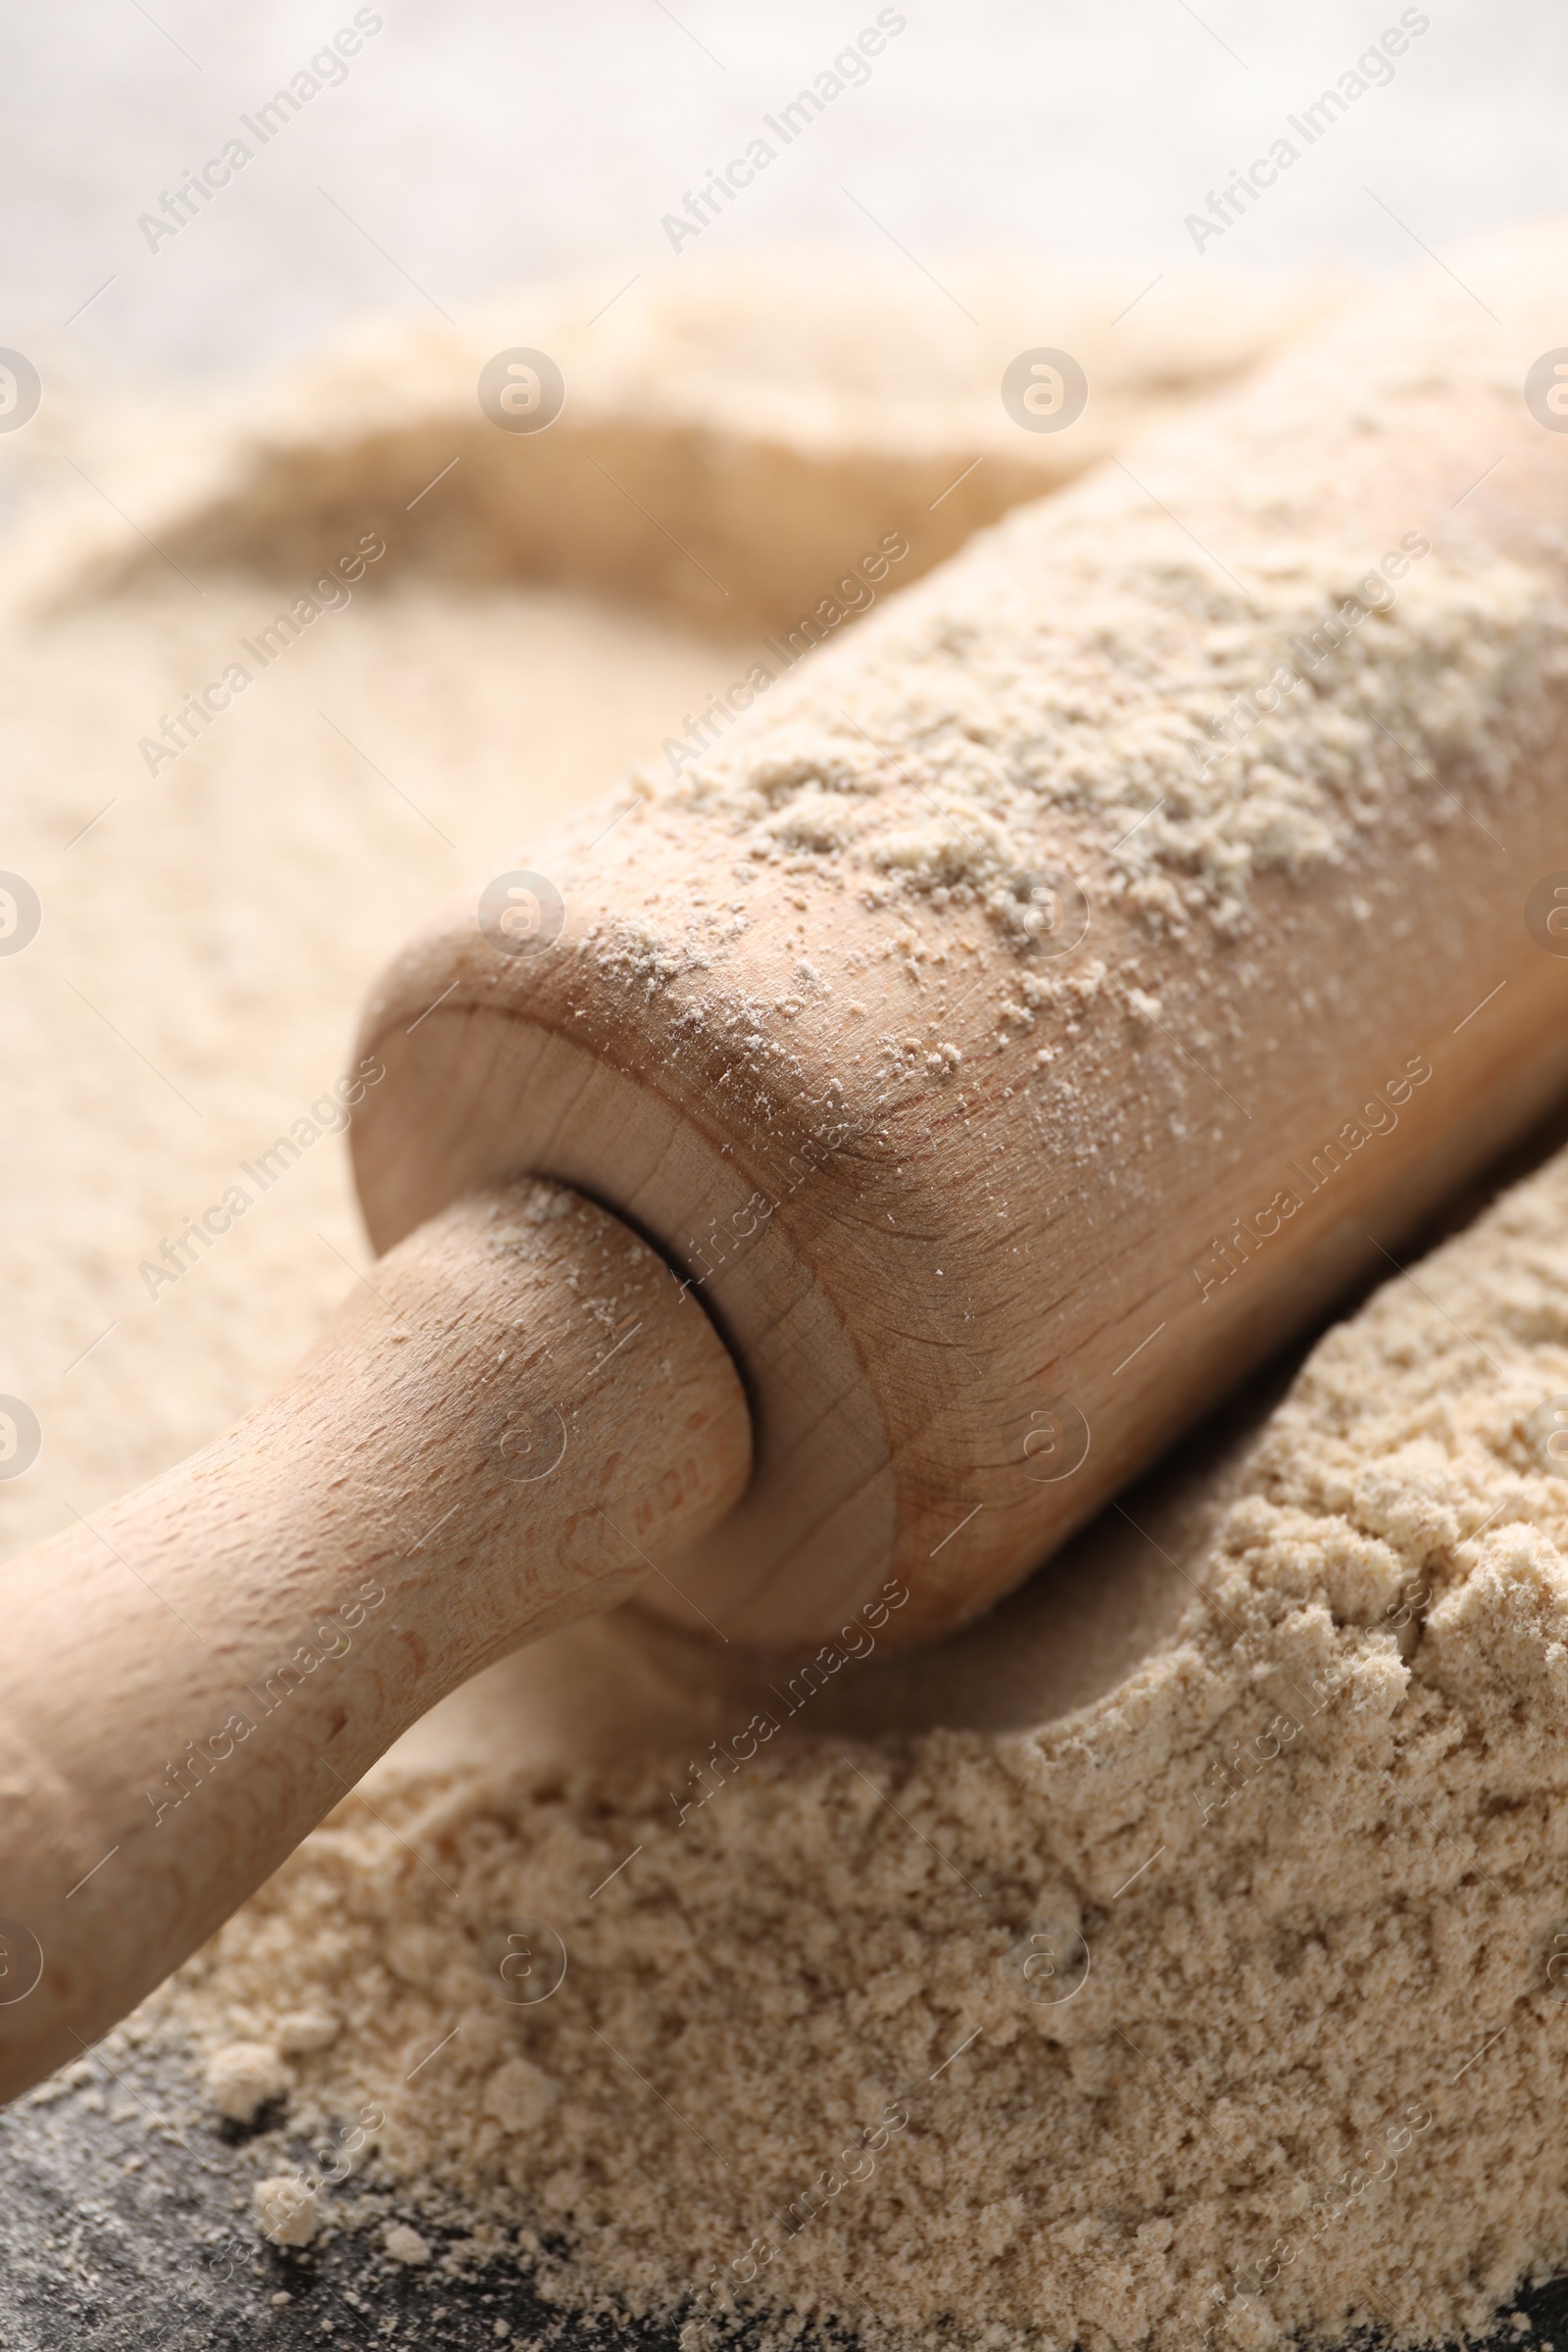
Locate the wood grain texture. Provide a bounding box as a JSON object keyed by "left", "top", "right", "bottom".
{"left": 0, "top": 1181, "right": 749, "bottom": 2103}
{"left": 351, "top": 232, "right": 1568, "bottom": 1651}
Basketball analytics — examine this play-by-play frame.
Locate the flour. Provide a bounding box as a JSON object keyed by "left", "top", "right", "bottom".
{"left": 7, "top": 244, "right": 1568, "bottom": 2350}
{"left": 16, "top": 252, "right": 1344, "bottom": 643}
{"left": 112, "top": 1129, "right": 1568, "bottom": 2351}
{"left": 204, "top": 2039, "right": 287, "bottom": 2124}
{"left": 622, "top": 245, "right": 1568, "bottom": 938}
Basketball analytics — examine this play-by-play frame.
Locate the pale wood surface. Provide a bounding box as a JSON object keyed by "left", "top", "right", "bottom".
{"left": 0, "top": 1181, "right": 749, "bottom": 2103}
{"left": 353, "top": 240, "right": 1568, "bottom": 1649}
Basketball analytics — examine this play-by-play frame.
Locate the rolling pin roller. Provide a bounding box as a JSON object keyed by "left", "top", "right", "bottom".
{"left": 358, "top": 224, "right": 1568, "bottom": 1648}
{"left": 4, "top": 226, "right": 1568, "bottom": 2100}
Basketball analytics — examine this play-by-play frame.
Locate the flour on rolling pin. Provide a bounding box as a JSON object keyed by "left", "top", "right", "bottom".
{"left": 354, "top": 221, "right": 1568, "bottom": 1648}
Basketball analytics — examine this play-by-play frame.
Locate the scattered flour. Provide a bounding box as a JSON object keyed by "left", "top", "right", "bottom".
{"left": 203, "top": 2038, "right": 287, "bottom": 2125}
{"left": 254, "top": 2175, "right": 322, "bottom": 2249}
{"left": 383, "top": 2223, "right": 433, "bottom": 2267}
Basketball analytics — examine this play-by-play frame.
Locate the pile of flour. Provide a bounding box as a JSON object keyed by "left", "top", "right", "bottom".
{"left": 7, "top": 252, "right": 1568, "bottom": 2351}
{"left": 116, "top": 1130, "right": 1568, "bottom": 2352}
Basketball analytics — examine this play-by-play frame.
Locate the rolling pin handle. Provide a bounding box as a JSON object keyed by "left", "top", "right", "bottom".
{"left": 0, "top": 1179, "right": 750, "bottom": 2104}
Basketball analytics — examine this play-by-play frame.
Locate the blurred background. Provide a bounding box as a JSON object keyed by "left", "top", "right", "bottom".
{"left": 3, "top": 0, "right": 1564, "bottom": 393}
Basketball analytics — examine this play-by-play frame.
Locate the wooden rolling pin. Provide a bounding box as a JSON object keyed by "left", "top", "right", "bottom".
{"left": 5, "top": 228, "right": 1568, "bottom": 2103}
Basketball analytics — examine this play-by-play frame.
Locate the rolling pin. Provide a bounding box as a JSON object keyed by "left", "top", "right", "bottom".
{"left": 5, "top": 226, "right": 1568, "bottom": 2103}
